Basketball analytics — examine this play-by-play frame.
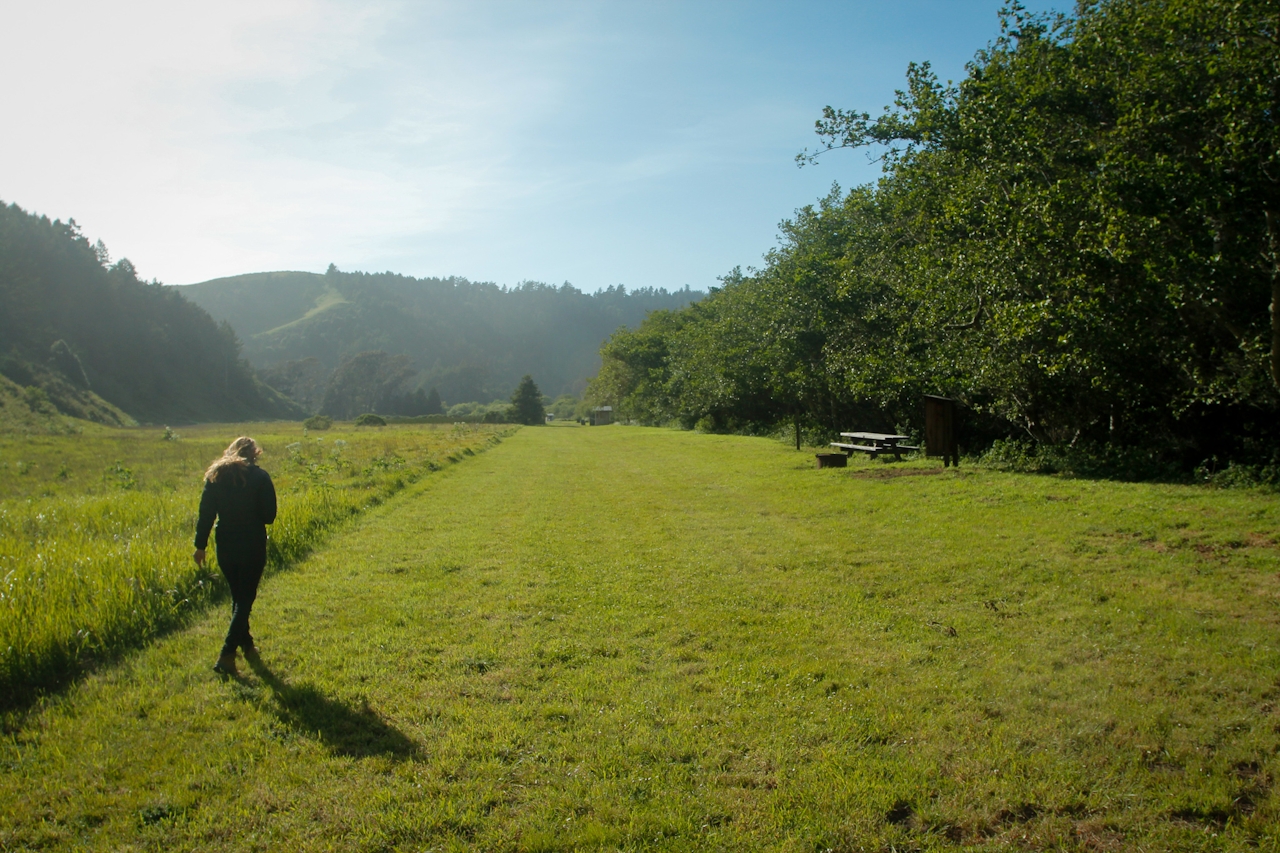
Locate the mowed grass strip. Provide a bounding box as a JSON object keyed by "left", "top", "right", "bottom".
{"left": 3, "top": 425, "right": 1280, "bottom": 851}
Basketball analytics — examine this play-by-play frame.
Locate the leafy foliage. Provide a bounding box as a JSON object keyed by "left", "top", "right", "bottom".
{"left": 445, "top": 400, "right": 514, "bottom": 422}
{"left": 598, "top": 0, "right": 1280, "bottom": 467}
{"left": 423, "top": 387, "right": 444, "bottom": 415}
{"left": 0, "top": 357, "right": 134, "bottom": 429}
{"left": 259, "top": 357, "right": 328, "bottom": 414}
{"left": 320, "top": 351, "right": 415, "bottom": 419}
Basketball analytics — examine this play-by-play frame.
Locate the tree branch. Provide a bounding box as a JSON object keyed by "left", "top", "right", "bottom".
{"left": 946, "top": 294, "right": 985, "bottom": 330}
{"left": 1268, "top": 209, "right": 1280, "bottom": 392}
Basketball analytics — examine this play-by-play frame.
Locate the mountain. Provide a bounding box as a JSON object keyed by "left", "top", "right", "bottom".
{"left": 176, "top": 267, "right": 704, "bottom": 406}
{"left": 0, "top": 201, "right": 304, "bottom": 426}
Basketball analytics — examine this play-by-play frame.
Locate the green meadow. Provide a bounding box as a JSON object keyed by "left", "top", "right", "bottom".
{"left": 0, "top": 422, "right": 508, "bottom": 704}
{"left": 3, "top": 424, "right": 1280, "bottom": 851}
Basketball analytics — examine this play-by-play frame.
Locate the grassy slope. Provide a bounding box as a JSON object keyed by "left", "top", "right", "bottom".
{"left": 174, "top": 272, "right": 328, "bottom": 338}
{"left": 0, "top": 373, "right": 82, "bottom": 434}
{"left": 3, "top": 426, "right": 1280, "bottom": 851}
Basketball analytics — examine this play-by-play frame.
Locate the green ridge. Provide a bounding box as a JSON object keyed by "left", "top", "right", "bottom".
{"left": 255, "top": 287, "right": 351, "bottom": 338}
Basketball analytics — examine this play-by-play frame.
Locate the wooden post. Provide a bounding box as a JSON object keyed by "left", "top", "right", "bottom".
{"left": 795, "top": 414, "right": 801, "bottom": 450}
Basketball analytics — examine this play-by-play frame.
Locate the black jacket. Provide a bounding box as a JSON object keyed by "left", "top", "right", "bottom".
{"left": 194, "top": 464, "right": 277, "bottom": 562}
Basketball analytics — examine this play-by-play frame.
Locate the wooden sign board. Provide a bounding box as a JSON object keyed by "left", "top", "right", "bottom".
{"left": 924, "top": 395, "right": 959, "bottom": 467}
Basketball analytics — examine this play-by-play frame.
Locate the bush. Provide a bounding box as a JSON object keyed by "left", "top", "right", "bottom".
{"left": 354, "top": 413, "right": 387, "bottom": 426}
{"left": 23, "top": 386, "right": 53, "bottom": 413}
{"left": 547, "top": 394, "right": 580, "bottom": 420}
{"left": 979, "top": 438, "right": 1182, "bottom": 482}
{"left": 303, "top": 414, "right": 333, "bottom": 430}
{"left": 1196, "top": 455, "right": 1280, "bottom": 491}
{"left": 446, "top": 400, "right": 513, "bottom": 420}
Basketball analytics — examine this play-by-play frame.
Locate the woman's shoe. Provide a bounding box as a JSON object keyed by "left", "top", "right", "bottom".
{"left": 213, "top": 651, "right": 238, "bottom": 676}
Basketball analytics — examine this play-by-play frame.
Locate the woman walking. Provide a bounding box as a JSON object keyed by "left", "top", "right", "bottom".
{"left": 193, "top": 437, "right": 277, "bottom": 675}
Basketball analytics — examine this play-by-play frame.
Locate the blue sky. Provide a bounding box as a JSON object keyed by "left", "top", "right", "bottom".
{"left": 1, "top": 0, "right": 1063, "bottom": 291}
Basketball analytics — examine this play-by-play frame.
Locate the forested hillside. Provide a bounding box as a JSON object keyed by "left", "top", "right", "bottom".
{"left": 177, "top": 268, "right": 702, "bottom": 409}
{"left": 0, "top": 203, "right": 303, "bottom": 426}
{"left": 591, "top": 0, "right": 1279, "bottom": 470}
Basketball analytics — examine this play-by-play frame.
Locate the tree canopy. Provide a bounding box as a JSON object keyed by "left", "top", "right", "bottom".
{"left": 590, "top": 0, "right": 1279, "bottom": 465}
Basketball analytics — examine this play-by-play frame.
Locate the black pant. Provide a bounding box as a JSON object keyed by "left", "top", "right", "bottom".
{"left": 219, "top": 554, "right": 265, "bottom": 656}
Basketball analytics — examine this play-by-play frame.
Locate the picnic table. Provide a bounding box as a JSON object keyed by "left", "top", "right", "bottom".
{"left": 830, "top": 432, "right": 921, "bottom": 461}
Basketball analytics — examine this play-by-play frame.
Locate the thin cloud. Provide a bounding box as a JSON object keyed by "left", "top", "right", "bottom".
{"left": 0, "top": 0, "right": 1065, "bottom": 288}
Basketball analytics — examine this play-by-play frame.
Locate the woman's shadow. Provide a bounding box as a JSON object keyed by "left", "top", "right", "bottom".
{"left": 245, "top": 656, "right": 419, "bottom": 759}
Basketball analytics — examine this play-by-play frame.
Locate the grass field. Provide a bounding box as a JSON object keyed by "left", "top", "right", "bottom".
{"left": 0, "top": 421, "right": 509, "bottom": 705}
{"left": 3, "top": 424, "right": 1280, "bottom": 851}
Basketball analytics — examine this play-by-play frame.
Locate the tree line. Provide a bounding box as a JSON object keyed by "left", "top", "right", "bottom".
{"left": 0, "top": 202, "right": 302, "bottom": 425}
{"left": 589, "top": 0, "right": 1279, "bottom": 468}
{"left": 180, "top": 268, "right": 705, "bottom": 408}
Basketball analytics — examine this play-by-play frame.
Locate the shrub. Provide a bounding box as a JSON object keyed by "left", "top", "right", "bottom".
{"left": 303, "top": 414, "right": 333, "bottom": 430}
{"left": 23, "top": 386, "right": 53, "bottom": 413}
{"left": 446, "top": 400, "right": 512, "bottom": 420}
{"left": 1196, "top": 455, "right": 1280, "bottom": 491}
{"left": 979, "top": 438, "right": 1182, "bottom": 482}
{"left": 354, "top": 413, "right": 387, "bottom": 426}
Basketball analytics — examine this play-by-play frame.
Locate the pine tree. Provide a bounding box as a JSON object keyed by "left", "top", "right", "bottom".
{"left": 509, "top": 375, "right": 546, "bottom": 425}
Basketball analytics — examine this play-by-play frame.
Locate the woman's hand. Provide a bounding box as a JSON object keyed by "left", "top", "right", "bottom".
{"left": 193, "top": 548, "right": 206, "bottom": 567}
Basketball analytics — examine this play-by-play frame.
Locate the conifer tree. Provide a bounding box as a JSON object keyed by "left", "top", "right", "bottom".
{"left": 509, "top": 375, "right": 546, "bottom": 425}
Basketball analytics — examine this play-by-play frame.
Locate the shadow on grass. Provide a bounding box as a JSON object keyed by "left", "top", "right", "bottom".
{"left": 1, "top": 573, "right": 235, "bottom": 725}
{"left": 246, "top": 656, "right": 419, "bottom": 759}
{"left": 0, "top": 436, "right": 513, "bottom": 723}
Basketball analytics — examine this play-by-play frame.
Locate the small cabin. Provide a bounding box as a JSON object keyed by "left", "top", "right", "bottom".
{"left": 591, "top": 406, "right": 613, "bottom": 426}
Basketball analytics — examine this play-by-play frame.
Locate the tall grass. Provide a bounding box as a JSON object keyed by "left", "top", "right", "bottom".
{"left": 0, "top": 422, "right": 509, "bottom": 705}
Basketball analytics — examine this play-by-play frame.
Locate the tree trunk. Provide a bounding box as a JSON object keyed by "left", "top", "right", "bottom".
{"left": 1269, "top": 210, "right": 1280, "bottom": 393}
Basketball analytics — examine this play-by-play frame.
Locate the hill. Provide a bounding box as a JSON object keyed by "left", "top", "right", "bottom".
{"left": 0, "top": 369, "right": 134, "bottom": 434}
{"left": 176, "top": 267, "right": 703, "bottom": 407}
{"left": 0, "top": 202, "right": 304, "bottom": 425}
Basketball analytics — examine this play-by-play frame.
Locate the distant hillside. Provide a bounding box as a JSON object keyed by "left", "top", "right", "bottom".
{"left": 0, "top": 202, "right": 304, "bottom": 425}
{"left": 0, "top": 373, "right": 101, "bottom": 434}
{"left": 0, "top": 361, "right": 135, "bottom": 433}
{"left": 177, "top": 267, "right": 704, "bottom": 405}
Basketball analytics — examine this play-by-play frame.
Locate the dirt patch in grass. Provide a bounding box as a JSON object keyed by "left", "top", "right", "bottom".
{"left": 847, "top": 466, "right": 947, "bottom": 480}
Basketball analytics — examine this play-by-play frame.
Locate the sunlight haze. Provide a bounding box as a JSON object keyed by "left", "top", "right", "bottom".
{"left": 2, "top": 0, "right": 1060, "bottom": 289}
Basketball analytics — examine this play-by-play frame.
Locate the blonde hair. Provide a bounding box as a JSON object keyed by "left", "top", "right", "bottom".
{"left": 204, "top": 436, "right": 262, "bottom": 484}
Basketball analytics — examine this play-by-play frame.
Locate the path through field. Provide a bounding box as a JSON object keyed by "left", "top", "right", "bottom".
{"left": 4, "top": 426, "right": 1280, "bottom": 851}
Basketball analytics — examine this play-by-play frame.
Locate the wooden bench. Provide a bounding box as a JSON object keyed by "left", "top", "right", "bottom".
{"left": 831, "top": 432, "right": 920, "bottom": 461}
{"left": 830, "top": 442, "right": 879, "bottom": 454}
